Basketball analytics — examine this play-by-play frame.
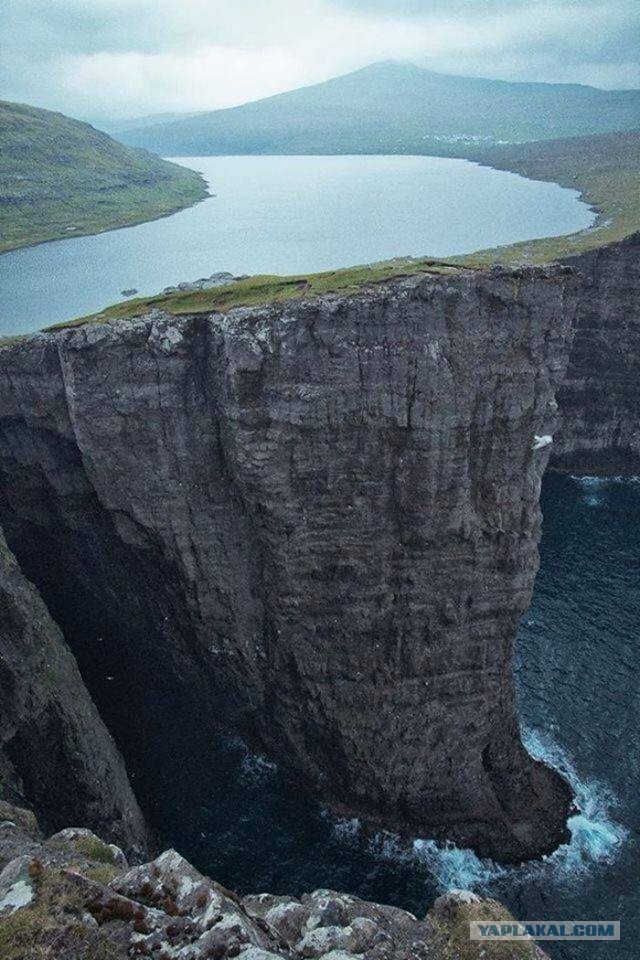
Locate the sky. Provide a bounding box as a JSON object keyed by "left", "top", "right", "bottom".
{"left": 1, "top": 0, "right": 639, "bottom": 121}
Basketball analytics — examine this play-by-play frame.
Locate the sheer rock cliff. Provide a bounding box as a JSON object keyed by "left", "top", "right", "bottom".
{"left": 552, "top": 231, "right": 640, "bottom": 474}
{"left": 0, "top": 264, "right": 580, "bottom": 862}
{"left": 0, "top": 530, "right": 149, "bottom": 855}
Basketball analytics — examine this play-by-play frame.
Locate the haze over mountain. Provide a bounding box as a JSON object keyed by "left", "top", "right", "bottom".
{"left": 116, "top": 61, "right": 640, "bottom": 157}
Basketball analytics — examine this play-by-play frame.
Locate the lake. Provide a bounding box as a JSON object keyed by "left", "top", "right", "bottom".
{"left": 0, "top": 154, "right": 594, "bottom": 336}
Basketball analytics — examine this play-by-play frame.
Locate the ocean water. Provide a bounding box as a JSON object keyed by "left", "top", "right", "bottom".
{"left": 110, "top": 472, "right": 636, "bottom": 960}
{"left": 0, "top": 154, "right": 594, "bottom": 336}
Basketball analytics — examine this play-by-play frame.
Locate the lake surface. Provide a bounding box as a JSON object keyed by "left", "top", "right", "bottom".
{"left": 0, "top": 154, "right": 594, "bottom": 336}
{"left": 84, "top": 473, "right": 638, "bottom": 960}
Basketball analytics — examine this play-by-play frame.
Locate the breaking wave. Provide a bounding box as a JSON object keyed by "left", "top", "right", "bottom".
{"left": 401, "top": 727, "right": 626, "bottom": 895}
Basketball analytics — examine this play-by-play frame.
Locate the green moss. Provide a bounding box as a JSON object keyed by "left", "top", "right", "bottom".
{"left": 0, "top": 867, "right": 119, "bottom": 960}
{"left": 48, "top": 835, "right": 117, "bottom": 865}
{"left": 73, "top": 838, "right": 118, "bottom": 865}
{"left": 427, "top": 899, "right": 540, "bottom": 960}
{"left": 41, "top": 664, "right": 58, "bottom": 689}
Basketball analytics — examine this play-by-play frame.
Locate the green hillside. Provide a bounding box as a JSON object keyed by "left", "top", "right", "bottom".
{"left": 117, "top": 61, "right": 640, "bottom": 157}
{"left": 0, "top": 100, "right": 207, "bottom": 254}
{"left": 458, "top": 129, "right": 640, "bottom": 264}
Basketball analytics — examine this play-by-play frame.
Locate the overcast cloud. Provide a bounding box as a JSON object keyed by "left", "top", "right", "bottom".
{"left": 1, "top": 0, "right": 638, "bottom": 121}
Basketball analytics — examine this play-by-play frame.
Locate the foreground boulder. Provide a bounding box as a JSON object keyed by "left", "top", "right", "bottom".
{"left": 0, "top": 802, "right": 547, "bottom": 959}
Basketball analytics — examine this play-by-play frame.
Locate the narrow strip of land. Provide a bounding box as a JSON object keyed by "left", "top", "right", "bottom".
{"left": 31, "top": 128, "right": 640, "bottom": 331}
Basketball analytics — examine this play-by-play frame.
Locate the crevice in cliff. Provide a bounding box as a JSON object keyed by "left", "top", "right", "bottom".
{"left": 0, "top": 429, "right": 221, "bottom": 836}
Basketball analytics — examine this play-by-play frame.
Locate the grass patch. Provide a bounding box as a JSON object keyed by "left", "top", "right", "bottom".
{"left": 45, "top": 258, "right": 463, "bottom": 331}
{"left": 80, "top": 864, "right": 122, "bottom": 886}
{"left": 0, "top": 866, "right": 119, "bottom": 960}
{"left": 427, "top": 898, "right": 540, "bottom": 960}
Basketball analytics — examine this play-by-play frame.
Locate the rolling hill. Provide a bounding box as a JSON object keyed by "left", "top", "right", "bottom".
{"left": 116, "top": 60, "right": 640, "bottom": 157}
{"left": 0, "top": 100, "right": 207, "bottom": 253}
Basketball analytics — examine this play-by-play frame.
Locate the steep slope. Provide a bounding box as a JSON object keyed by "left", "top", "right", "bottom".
{"left": 0, "top": 264, "right": 578, "bottom": 863}
{"left": 0, "top": 529, "right": 149, "bottom": 855}
{"left": 117, "top": 61, "right": 640, "bottom": 157}
{"left": 0, "top": 100, "right": 207, "bottom": 253}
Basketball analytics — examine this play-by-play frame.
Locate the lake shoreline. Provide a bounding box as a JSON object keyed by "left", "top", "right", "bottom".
{"left": 0, "top": 154, "right": 593, "bottom": 337}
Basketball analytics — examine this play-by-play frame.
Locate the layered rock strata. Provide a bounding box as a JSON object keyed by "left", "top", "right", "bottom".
{"left": 552, "top": 231, "right": 640, "bottom": 473}
{"left": 0, "top": 264, "right": 579, "bottom": 861}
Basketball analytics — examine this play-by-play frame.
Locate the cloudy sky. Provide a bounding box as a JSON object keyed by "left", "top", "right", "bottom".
{"left": 1, "top": 0, "right": 638, "bottom": 121}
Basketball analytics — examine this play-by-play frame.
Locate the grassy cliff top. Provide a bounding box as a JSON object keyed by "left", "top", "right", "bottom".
{"left": 45, "top": 259, "right": 463, "bottom": 332}
{"left": 40, "top": 127, "right": 640, "bottom": 332}
{"left": 0, "top": 100, "right": 207, "bottom": 254}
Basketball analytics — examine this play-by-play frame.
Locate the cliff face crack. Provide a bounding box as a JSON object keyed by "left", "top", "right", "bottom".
{"left": 3, "top": 251, "right": 625, "bottom": 864}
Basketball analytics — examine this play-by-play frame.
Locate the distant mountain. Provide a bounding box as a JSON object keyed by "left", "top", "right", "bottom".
{"left": 97, "top": 111, "right": 204, "bottom": 136}
{"left": 0, "top": 100, "right": 207, "bottom": 253}
{"left": 116, "top": 61, "right": 640, "bottom": 157}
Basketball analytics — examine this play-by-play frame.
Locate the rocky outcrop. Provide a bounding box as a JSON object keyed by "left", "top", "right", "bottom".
{"left": 552, "top": 231, "right": 640, "bottom": 473}
{"left": 0, "top": 801, "right": 548, "bottom": 960}
{"left": 0, "top": 264, "right": 578, "bottom": 862}
{"left": 0, "top": 529, "right": 149, "bottom": 856}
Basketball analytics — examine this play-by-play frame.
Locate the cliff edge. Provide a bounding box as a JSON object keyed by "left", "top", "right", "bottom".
{"left": 0, "top": 264, "right": 578, "bottom": 862}
{"left": 0, "top": 801, "right": 549, "bottom": 960}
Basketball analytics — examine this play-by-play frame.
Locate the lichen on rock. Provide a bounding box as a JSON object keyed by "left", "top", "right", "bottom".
{"left": 0, "top": 803, "right": 548, "bottom": 960}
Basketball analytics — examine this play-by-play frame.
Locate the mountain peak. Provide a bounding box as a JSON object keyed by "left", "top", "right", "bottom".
{"left": 115, "top": 63, "right": 640, "bottom": 157}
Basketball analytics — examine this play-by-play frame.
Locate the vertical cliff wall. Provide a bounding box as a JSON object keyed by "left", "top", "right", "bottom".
{"left": 552, "top": 231, "right": 640, "bottom": 473}
{"left": 0, "top": 528, "right": 149, "bottom": 854}
{"left": 0, "top": 266, "right": 577, "bottom": 862}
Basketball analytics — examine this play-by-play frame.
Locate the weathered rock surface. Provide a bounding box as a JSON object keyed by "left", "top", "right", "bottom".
{"left": 0, "top": 802, "right": 548, "bottom": 959}
{"left": 0, "top": 264, "right": 578, "bottom": 861}
{"left": 553, "top": 231, "right": 640, "bottom": 473}
{"left": 0, "top": 529, "right": 149, "bottom": 855}
{"left": 161, "top": 271, "right": 240, "bottom": 295}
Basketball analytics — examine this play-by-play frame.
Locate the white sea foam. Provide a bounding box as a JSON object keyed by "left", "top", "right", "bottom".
{"left": 522, "top": 728, "right": 626, "bottom": 877}
{"left": 571, "top": 474, "right": 640, "bottom": 506}
{"left": 412, "top": 839, "right": 505, "bottom": 890}
{"left": 240, "top": 751, "right": 277, "bottom": 782}
{"left": 332, "top": 817, "right": 362, "bottom": 841}
{"left": 572, "top": 475, "right": 640, "bottom": 486}
{"left": 355, "top": 727, "right": 626, "bottom": 896}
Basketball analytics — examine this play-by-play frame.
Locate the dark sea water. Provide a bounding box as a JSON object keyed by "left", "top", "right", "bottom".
{"left": 120, "top": 472, "right": 637, "bottom": 960}
{"left": 0, "top": 154, "right": 594, "bottom": 336}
